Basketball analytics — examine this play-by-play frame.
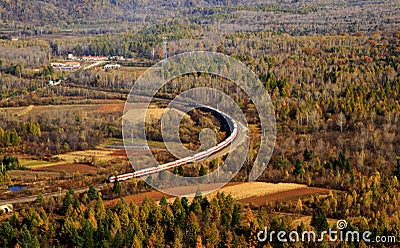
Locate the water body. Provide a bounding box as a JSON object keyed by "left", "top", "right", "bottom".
{"left": 8, "top": 185, "right": 27, "bottom": 191}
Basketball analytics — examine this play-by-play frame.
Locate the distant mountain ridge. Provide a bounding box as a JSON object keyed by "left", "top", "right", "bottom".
{"left": 0, "top": 0, "right": 146, "bottom": 24}
{"left": 0, "top": 0, "right": 240, "bottom": 24}
{"left": 0, "top": 0, "right": 398, "bottom": 35}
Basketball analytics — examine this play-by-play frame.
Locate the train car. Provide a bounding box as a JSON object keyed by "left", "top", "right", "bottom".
{"left": 108, "top": 172, "right": 135, "bottom": 183}
{"left": 108, "top": 105, "right": 239, "bottom": 183}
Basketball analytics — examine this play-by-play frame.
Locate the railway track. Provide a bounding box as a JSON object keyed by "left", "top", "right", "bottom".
{"left": 0, "top": 96, "right": 245, "bottom": 205}
{"left": 108, "top": 103, "right": 239, "bottom": 182}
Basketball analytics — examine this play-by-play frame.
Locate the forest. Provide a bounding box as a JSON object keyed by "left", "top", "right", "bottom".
{"left": 0, "top": 0, "right": 399, "bottom": 247}
{"left": 1, "top": 177, "right": 399, "bottom": 247}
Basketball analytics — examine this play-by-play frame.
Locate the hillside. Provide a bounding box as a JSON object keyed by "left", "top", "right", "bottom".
{"left": 1, "top": 0, "right": 399, "bottom": 35}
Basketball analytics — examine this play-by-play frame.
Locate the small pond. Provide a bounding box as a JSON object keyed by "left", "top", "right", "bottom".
{"left": 8, "top": 185, "right": 28, "bottom": 191}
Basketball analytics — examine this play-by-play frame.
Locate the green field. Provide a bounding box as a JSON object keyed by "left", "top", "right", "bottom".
{"left": 18, "top": 159, "right": 54, "bottom": 167}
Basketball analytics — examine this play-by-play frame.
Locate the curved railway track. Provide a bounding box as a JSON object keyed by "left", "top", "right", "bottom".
{"left": 108, "top": 103, "right": 238, "bottom": 183}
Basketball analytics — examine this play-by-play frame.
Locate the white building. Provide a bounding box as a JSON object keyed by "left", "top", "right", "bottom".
{"left": 104, "top": 64, "right": 121, "bottom": 69}
{"left": 0, "top": 204, "right": 13, "bottom": 214}
{"left": 51, "top": 62, "right": 80, "bottom": 71}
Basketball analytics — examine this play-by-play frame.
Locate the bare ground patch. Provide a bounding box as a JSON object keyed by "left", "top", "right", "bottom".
{"left": 238, "top": 187, "right": 330, "bottom": 205}
{"left": 96, "top": 104, "right": 125, "bottom": 113}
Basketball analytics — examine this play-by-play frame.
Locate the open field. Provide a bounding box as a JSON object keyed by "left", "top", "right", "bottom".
{"left": 122, "top": 106, "right": 189, "bottom": 124}
{"left": 238, "top": 187, "right": 330, "bottom": 205}
{"left": 205, "top": 182, "right": 307, "bottom": 201}
{"left": 31, "top": 163, "right": 97, "bottom": 174}
{"left": 0, "top": 101, "right": 127, "bottom": 118}
{"left": 105, "top": 182, "right": 319, "bottom": 206}
{"left": 0, "top": 104, "right": 97, "bottom": 116}
{"left": 96, "top": 103, "right": 125, "bottom": 113}
{"left": 104, "top": 182, "right": 243, "bottom": 207}
{"left": 119, "top": 66, "right": 149, "bottom": 73}
{"left": 57, "top": 149, "right": 125, "bottom": 163}
{"left": 19, "top": 159, "right": 55, "bottom": 167}
{"left": 7, "top": 170, "right": 61, "bottom": 181}
{"left": 21, "top": 149, "right": 126, "bottom": 172}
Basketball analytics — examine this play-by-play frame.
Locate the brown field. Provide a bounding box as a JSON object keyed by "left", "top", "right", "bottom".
{"left": 205, "top": 182, "right": 307, "bottom": 201}
{"left": 0, "top": 101, "right": 128, "bottom": 119}
{"left": 31, "top": 163, "right": 97, "bottom": 173}
{"left": 105, "top": 182, "right": 244, "bottom": 207}
{"left": 122, "top": 107, "right": 189, "bottom": 124}
{"left": 7, "top": 170, "right": 61, "bottom": 181}
{"left": 110, "top": 150, "right": 128, "bottom": 157}
{"left": 96, "top": 103, "right": 125, "bottom": 113}
{"left": 105, "top": 182, "right": 318, "bottom": 207}
{"left": 22, "top": 148, "right": 128, "bottom": 175}
{"left": 238, "top": 187, "right": 330, "bottom": 205}
{"left": 58, "top": 149, "right": 126, "bottom": 163}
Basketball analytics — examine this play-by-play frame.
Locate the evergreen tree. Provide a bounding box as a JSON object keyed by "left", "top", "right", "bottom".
{"left": 113, "top": 179, "right": 121, "bottom": 195}
{"left": 123, "top": 224, "right": 135, "bottom": 247}
{"left": 88, "top": 185, "right": 98, "bottom": 201}
{"left": 18, "top": 224, "right": 38, "bottom": 248}
{"left": 111, "top": 229, "right": 124, "bottom": 248}
{"left": 205, "top": 223, "right": 220, "bottom": 248}
{"left": 231, "top": 204, "right": 241, "bottom": 228}
{"left": 177, "top": 165, "right": 184, "bottom": 176}
{"left": 199, "top": 164, "right": 206, "bottom": 176}
{"left": 10, "top": 130, "right": 20, "bottom": 146}
{"left": 185, "top": 212, "right": 201, "bottom": 247}
{"left": 71, "top": 227, "right": 83, "bottom": 247}
{"left": 310, "top": 207, "right": 328, "bottom": 233}
{"left": 61, "top": 191, "right": 72, "bottom": 215}
{"left": 294, "top": 159, "right": 303, "bottom": 177}
{"left": 303, "top": 148, "right": 313, "bottom": 161}
{"left": 95, "top": 195, "right": 106, "bottom": 221}
{"left": 82, "top": 220, "right": 95, "bottom": 248}
{"left": 159, "top": 195, "right": 168, "bottom": 209}
{"left": 337, "top": 152, "right": 351, "bottom": 173}
{"left": 0, "top": 221, "right": 16, "bottom": 247}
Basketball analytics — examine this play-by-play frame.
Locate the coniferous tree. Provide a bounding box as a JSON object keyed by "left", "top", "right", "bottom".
{"left": 113, "top": 179, "right": 121, "bottom": 195}
{"left": 294, "top": 159, "right": 303, "bottom": 177}
{"left": 88, "top": 185, "right": 98, "bottom": 201}
{"left": 82, "top": 220, "right": 95, "bottom": 248}
{"left": 310, "top": 207, "right": 329, "bottom": 233}
{"left": 0, "top": 222, "right": 16, "bottom": 247}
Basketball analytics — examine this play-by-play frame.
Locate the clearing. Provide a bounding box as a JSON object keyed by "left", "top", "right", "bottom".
{"left": 31, "top": 163, "right": 97, "bottom": 174}
{"left": 105, "top": 182, "right": 322, "bottom": 206}
{"left": 238, "top": 187, "right": 330, "bottom": 205}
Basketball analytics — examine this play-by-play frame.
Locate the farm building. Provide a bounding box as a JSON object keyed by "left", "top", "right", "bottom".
{"left": 51, "top": 62, "right": 80, "bottom": 71}
{"left": 82, "top": 55, "right": 106, "bottom": 61}
{"left": 104, "top": 64, "right": 121, "bottom": 69}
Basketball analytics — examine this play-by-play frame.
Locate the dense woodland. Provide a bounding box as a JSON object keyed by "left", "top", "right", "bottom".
{"left": 1, "top": 180, "right": 399, "bottom": 247}
{"left": 1, "top": 0, "right": 398, "bottom": 35}
{"left": 0, "top": 0, "right": 399, "bottom": 247}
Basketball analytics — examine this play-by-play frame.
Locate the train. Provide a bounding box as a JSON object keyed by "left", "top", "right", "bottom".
{"left": 108, "top": 104, "right": 238, "bottom": 183}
